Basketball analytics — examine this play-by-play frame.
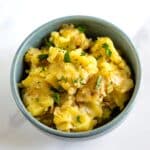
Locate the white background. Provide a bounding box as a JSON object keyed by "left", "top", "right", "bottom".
{"left": 0, "top": 0, "right": 150, "bottom": 149}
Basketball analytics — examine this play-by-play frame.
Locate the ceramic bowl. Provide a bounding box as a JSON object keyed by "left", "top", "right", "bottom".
{"left": 10, "top": 16, "right": 141, "bottom": 138}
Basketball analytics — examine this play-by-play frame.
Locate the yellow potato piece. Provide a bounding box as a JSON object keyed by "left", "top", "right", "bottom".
{"left": 54, "top": 105, "right": 97, "bottom": 132}
{"left": 50, "top": 24, "right": 91, "bottom": 50}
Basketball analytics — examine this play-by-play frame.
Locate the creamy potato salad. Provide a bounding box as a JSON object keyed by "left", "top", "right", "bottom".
{"left": 19, "top": 24, "right": 134, "bottom": 132}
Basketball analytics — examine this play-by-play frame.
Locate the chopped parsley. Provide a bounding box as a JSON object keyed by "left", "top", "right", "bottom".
{"left": 64, "top": 51, "right": 71, "bottom": 62}
{"left": 57, "top": 76, "right": 67, "bottom": 82}
{"left": 40, "top": 66, "right": 45, "bottom": 72}
{"left": 38, "top": 54, "right": 48, "bottom": 61}
{"left": 95, "top": 76, "right": 102, "bottom": 89}
{"left": 43, "top": 37, "right": 53, "bottom": 48}
{"left": 77, "top": 25, "right": 86, "bottom": 33}
{"left": 76, "top": 115, "right": 81, "bottom": 123}
{"left": 53, "top": 92, "right": 60, "bottom": 105}
{"left": 102, "top": 43, "right": 112, "bottom": 57}
{"left": 73, "top": 79, "right": 78, "bottom": 83}
{"left": 80, "top": 51, "right": 86, "bottom": 56}
{"left": 80, "top": 78, "right": 85, "bottom": 85}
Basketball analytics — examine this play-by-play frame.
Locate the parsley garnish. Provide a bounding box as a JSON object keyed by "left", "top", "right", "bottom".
{"left": 77, "top": 25, "right": 86, "bottom": 33}
{"left": 43, "top": 37, "right": 53, "bottom": 47}
{"left": 57, "top": 76, "right": 67, "bottom": 82}
{"left": 73, "top": 79, "right": 78, "bottom": 83}
{"left": 76, "top": 116, "right": 81, "bottom": 123}
{"left": 40, "top": 66, "right": 45, "bottom": 72}
{"left": 80, "top": 78, "right": 85, "bottom": 85}
{"left": 64, "top": 51, "right": 71, "bottom": 62}
{"left": 80, "top": 51, "right": 86, "bottom": 56}
{"left": 102, "top": 43, "right": 112, "bottom": 57}
{"left": 53, "top": 92, "right": 60, "bottom": 105}
{"left": 95, "top": 76, "right": 102, "bottom": 89}
{"left": 38, "top": 54, "right": 48, "bottom": 61}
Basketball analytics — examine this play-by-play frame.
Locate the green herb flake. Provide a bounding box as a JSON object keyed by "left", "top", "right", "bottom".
{"left": 53, "top": 92, "right": 60, "bottom": 105}
{"left": 61, "top": 76, "right": 67, "bottom": 82}
{"left": 40, "top": 66, "right": 45, "bottom": 72}
{"left": 77, "top": 25, "right": 86, "bottom": 33}
{"left": 76, "top": 115, "right": 81, "bottom": 123}
{"left": 43, "top": 37, "right": 53, "bottom": 47}
{"left": 80, "top": 78, "right": 85, "bottom": 85}
{"left": 95, "top": 76, "right": 102, "bottom": 89}
{"left": 38, "top": 54, "right": 48, "bottom": 61}
{"left": 64, "top": 51, "right": 71, "bottom": 62}
{"left": 73, "top": 79, "right": 78, "bottom": 83}
{"left": 57, "top": 76, "right": 67, "bottom": 82}
{"left": 102, "top": 43, "right": 112, "bottom": 57}
{"left": 80, "top": 51, "right": 86, "bottom": 56}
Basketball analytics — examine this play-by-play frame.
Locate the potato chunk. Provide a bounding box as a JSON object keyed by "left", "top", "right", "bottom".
{"left": 50, "top": 24, "right": 91, "bottom": 50}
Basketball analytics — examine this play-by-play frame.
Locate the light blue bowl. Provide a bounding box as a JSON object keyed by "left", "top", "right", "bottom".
{"left": 10, "top": 16, "right": 141, "bottom": 138}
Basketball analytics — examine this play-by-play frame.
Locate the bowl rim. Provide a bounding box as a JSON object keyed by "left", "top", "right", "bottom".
{"left": 10, "top": 15, "right": 141, "bottom": 138}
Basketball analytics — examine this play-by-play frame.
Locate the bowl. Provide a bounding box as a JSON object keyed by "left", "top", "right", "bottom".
{"left": 10, "top": 15, "right": 141, "bottom": 138}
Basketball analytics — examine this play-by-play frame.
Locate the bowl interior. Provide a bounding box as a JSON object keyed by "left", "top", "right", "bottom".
{"left": 11, "top": 16, "right": 141, "bottom": 138}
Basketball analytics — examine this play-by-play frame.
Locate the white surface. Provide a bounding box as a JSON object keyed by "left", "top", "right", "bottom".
{"left": 0, "top": 0, "right": 150, "bottom": 149}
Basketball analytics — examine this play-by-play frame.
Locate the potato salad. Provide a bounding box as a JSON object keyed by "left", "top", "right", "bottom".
{"left": 19, "top": 24, "right": 134, "bottom": 132}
